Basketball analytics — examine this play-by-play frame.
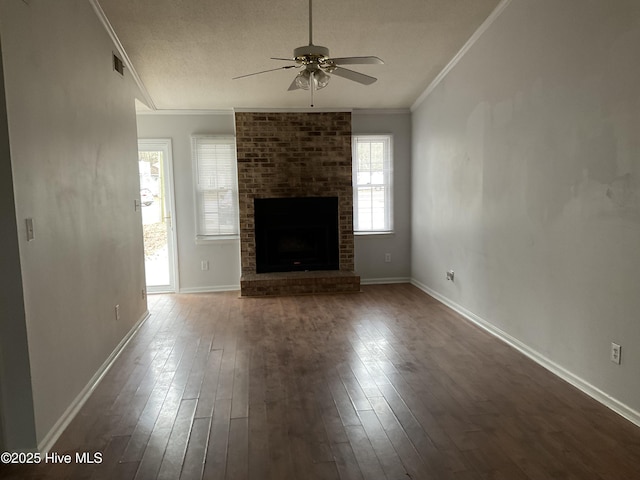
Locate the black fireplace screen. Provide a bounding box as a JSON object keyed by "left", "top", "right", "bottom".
{"left": 254, "top": 197, "right": 339, "bottom": 273}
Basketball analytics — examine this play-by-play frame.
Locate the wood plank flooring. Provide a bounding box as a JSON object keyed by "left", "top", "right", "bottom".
{"left": 2, "top": 284, "right": 640, "bottom": 479}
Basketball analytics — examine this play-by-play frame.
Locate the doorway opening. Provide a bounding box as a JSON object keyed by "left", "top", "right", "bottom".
{"left": 138, "top": 139, "right": 178, "bottom": 293}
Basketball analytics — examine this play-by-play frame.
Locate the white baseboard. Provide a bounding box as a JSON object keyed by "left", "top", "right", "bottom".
{"left": 360, "top": 277, "right": 411, "bottom": 285}
{"left": 410, "top": 278, "right": 640, "bottom": 428}
{"left": 179, "top": 285, "right": 240, "bottom": 294}
{"left": 37, "top": 310, "right": 150, "bottom": 452}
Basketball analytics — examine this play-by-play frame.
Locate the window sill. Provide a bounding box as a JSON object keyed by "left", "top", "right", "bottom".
{"left": 354, "top": 231, "right": 395, "bottom": 237}
{"left": 195, "top": 235, "right": 240, "bottom": 245}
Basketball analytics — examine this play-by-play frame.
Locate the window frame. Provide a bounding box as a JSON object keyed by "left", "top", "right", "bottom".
{"left": 352, "top": 134, "right": 394, "bottom": 234}
{"left": 191, "top": 135, "right": 240, "bottom": 242}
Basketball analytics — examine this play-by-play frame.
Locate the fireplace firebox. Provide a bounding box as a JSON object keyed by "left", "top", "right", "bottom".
{"left": 254, "top": 197, "right": 339, "bottom": 274}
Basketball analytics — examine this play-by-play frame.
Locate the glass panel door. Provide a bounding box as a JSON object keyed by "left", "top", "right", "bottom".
{"left": 138, "top": 139, "right": 177, "bottom": 293}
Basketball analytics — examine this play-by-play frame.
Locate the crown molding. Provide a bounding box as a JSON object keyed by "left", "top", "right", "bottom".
{"left": 136, "top": 109, "right": 234, "bottom": 116}
{"left": 352, "top": 108, "right": 411, "bottom": 115}
{"left": 411, "top": 0, "right": 512, "bottom": 112}
{"left": 233, "top": 107, "right": 353, "bottom": 113}
{"left": 136, "top": 107, "right": 405, "bottom": 116}
{"left": 90, "top": 0, "right": 156, "bottom": 110}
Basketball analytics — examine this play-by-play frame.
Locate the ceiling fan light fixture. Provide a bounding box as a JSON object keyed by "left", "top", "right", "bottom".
{"left": 232, "top": 0, "right": 381, "bottom": 105}
{"left": 295, "top": 70, "right": 311, "bottom": 90}
{"left": 314, "top": 69, "right": 330, "bottom": 89}
{"left": 295, "top": 69, "right": 330, "bottom": 90}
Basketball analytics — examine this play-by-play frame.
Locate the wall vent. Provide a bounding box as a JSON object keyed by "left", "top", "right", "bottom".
{"left": 112, "top": 53, "right": 124, "bottom": 76}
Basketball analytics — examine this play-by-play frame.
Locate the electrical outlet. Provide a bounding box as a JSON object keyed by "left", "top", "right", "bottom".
{"left": 446, "top": 270, "right": 455, "bottom": 281}
{"left": 142, "top": 289, "right": 146, "bottom": 300}
{"left": 115, "top": 304, "right": 121, "bottom": 321}
{"left": 201, "top": 260, "right": 209, "bottom": 271}
{"left": 611, "top": 342, "right": 621, "bottom": 365}
{"left": 384, "top": 253, "right": 391, "bottom": 263}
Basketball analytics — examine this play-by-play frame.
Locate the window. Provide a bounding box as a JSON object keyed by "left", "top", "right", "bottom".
{"left": 192, "top": 135, "right": 239, "bottom": 238}
{"left": 352, "top": 135, "right": 393, "bottom": 233}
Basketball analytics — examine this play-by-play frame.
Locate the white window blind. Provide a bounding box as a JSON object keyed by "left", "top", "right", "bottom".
{"left": 192, "top": 136, "right": 239, "bottom": 238}
{"left": 352, "top": 135, "right": 393, "bottom": 233}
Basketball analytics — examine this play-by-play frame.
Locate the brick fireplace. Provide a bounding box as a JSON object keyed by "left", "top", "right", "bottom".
{"left": 235, "top": 111, "right": 360, "bottom": 296}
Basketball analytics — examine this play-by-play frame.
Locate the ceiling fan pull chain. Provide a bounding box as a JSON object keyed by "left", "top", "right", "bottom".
{"left": 232, "top": 0, "right": 382, "bottom": 102}
{"left": 310, "top": 70, "right": 315, "bottom": 107}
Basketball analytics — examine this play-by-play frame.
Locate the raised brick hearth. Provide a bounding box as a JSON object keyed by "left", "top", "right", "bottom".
{"left": 235, "top": 111, "right": 359, "bottom": 296}
{"left": 240, "top": 271, "right": 360, "bottom": 297}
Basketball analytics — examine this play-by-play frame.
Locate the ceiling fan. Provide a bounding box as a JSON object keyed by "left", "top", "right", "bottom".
{"left": 232, "top": 0, "right": 384, "bottom": 106}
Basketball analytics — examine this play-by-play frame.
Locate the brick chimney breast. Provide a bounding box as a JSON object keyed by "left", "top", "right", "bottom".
{"left": 235, "top": 112, "right": 358, "bottom": 296}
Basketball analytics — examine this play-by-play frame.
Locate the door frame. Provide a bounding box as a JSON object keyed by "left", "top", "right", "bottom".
{"left": 138, "top": 138, "right": 179, "bottom": 293}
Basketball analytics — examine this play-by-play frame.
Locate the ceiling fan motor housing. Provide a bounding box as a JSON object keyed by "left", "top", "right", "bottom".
{"left": 231, "top": 0, "right": 382, "bottom": 102}
{"left": 294, "top": 45, "right": 330, "bottom": 64}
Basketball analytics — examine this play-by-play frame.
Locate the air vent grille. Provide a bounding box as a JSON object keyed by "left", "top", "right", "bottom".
{"left": 113, "top": 53, "right": 124, "bottom": 76}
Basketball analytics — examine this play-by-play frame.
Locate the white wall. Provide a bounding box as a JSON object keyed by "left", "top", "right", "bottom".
{"left": 412, "top": 0, "right": 640, "bottom": 417}
{"left": 353, "top": 111, "right": 412, "bottom": 282}
{"left": 0, "top": 0, "right": 147, "bottom": 447}
{"left": 136, "top": 112, "right": 241, "bottom": 292}
{"left": 136, "top": 110, "right": 412, "bottom": 289}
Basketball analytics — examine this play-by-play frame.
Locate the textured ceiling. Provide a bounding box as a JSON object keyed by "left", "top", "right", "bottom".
{"left": 98, "top": 0, "right": 502, "bottom": 110}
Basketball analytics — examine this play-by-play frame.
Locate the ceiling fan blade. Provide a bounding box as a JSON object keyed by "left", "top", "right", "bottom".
{"left": 330, "top": 67, "right": 377, "bottom": 85}
{"left": 329, "top": 56, "right": 384, "bottom": 65}
{"left": 271, "top": 57, "right": 295, "bottom": 62}
{"left": 232, "top": 65, "right": 297, "bottom": 80}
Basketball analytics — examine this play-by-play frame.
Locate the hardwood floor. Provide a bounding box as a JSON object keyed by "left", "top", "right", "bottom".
{"left": 3, "top": 284, "right": 640, "bottom": 479}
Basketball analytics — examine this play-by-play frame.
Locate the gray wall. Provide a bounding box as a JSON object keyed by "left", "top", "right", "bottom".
{"left": 0, "top": 35, "right": 37, "bottom": 452}
{"left": 136, "top": 113, "right": 241, "bottom": 292}
{"left": 412, "top": 0, "right": 640, "bottom": 414}
{"left": 0, "top": 0, "right": 147, "bottom": 446}
{"left": 136, "top": 110, "right": 412, "bottom": 289}
{"left": 352, "top": 111, "right": 412, "bottom": 282}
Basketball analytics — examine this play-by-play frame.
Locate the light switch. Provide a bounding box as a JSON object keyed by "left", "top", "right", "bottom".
{"left": 26, "top": 218, "right": 34, "bottom": 241}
